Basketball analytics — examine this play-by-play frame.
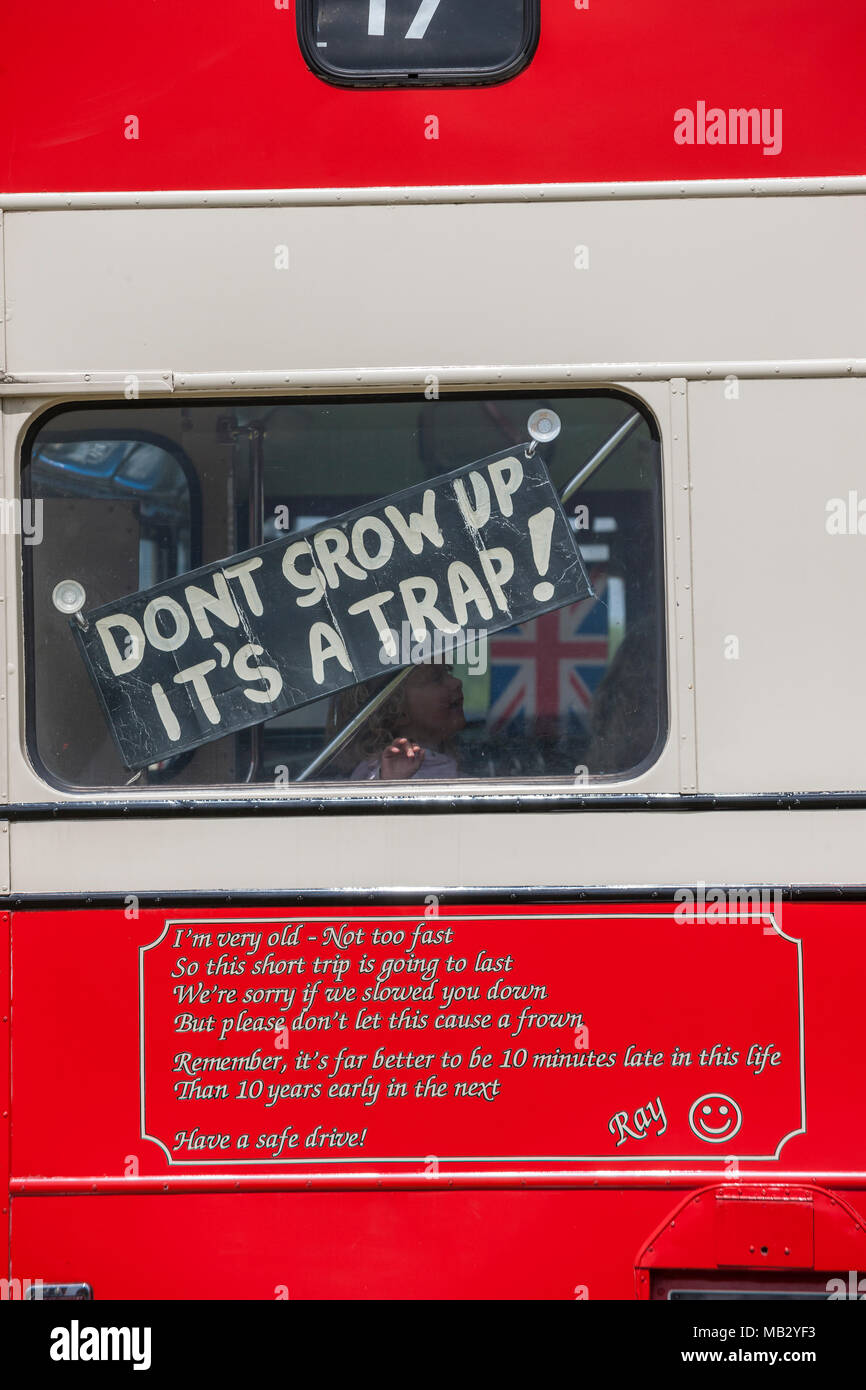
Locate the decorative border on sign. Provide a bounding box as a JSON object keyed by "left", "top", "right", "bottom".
{"left": 139, "top": 912, "right": 806, "bottom": 1166}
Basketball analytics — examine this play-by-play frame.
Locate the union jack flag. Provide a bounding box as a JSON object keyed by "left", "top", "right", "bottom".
{"left": 486, "top": 572, "right": 610, "bottom": 735}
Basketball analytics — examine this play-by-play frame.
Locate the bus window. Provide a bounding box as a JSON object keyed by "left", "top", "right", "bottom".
{"left": 25, "top": 431, "right": 198, "bottom": 785}
{"left": 297, "top": 0, "right": 541, "bottom": 89}
{"left": 23, "top": 392, "right": 666, "bottom": 789}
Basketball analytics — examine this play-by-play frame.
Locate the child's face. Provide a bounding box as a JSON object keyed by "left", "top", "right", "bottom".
{"left": 398, "top": 664, "right": 465, "bottom": 747}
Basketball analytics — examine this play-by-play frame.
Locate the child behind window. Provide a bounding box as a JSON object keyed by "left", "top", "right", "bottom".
{"left": 327, "top": 664, "right": 466, "bottom": 781}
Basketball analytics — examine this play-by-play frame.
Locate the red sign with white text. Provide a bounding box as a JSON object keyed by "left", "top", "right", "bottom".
{"left": 138, "top": 909, "right": 804, "bottom": 1167}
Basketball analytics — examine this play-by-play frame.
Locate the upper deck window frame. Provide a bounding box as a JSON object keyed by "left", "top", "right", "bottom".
{"left": 297, "top": 0, "right": 540, "bottom": 89}
{"left": 19, "top": 387, "right": 667, "bottom": 797}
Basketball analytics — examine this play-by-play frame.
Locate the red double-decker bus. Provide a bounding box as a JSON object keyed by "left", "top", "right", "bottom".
{"left": 1, "top": 0, "right": 866, "bottom": 1313}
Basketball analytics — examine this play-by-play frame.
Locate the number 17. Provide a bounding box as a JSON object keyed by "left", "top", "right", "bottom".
{"left": 368, "top": 1, "right": 442, "bottom": 40}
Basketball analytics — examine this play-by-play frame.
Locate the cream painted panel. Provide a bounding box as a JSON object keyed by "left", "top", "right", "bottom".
{"left": 4, "top": 198, "right": 865, "bottom": 373}
{"left": 690, "top": 378, "right": 866, "bottom": 792}
{"left": 9, "top": 810, "right": 866, "bottom": 894}
{"left": 0, "top": 211, "right": 6, "bottom": 373}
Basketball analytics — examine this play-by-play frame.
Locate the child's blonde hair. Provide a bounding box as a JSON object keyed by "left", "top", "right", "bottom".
{"left": 325, "top": 673, "right": 411, "bottom": 770}
{"left": 326, "top": 665, "right": 462, "bottom": 772}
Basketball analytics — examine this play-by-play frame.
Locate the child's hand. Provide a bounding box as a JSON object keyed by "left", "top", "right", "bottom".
{"left": 379, "top": 738, "right": 426, "bottom": 779}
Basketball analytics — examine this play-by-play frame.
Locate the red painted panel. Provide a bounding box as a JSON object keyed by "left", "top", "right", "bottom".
{"left": 11, "top": 1184, "right": 866, "bottom": 1300}
{"left": 714, "top": 1191, "right": 814, "bottom": 1268}
{"left": 0, "top": 2, "right": 864, "bottom": 193}
{"left": 7, "top": 899, "right": 866, "bottom": 1297}
{"left": 0, "top": 911, "right": 9, "bottom": 1280}
{"left": 634, "top": 1183, "right": 866, "bottom": 1293}
{"left": 7, "top": 900, "right": 866, "bottom": 1183}
{"left": 10, "top": 1188, "right": 677, "bottom": 1300}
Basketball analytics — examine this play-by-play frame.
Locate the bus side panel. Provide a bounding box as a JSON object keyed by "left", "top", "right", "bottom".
{"left": 12, "top": 901, "right": 866, "bottom": 1176}
{"left": 8, "top": 901, "right": 866, "bottom": 1298}
{"left": 3, "top": 1, "right": 865, "bottom": 192}
{"left": 1, "top": 911, "right": 8, "bottom": 1285}
{"left": 9, "top": 1189, "right": 676, "bottom": 1301}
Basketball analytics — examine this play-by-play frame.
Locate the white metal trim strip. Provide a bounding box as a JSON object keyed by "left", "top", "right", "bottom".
{"left": 1, "top": 176, "right": 865, "bottom": 211}
{"left": 2, "top": 362, "right": 865, "bottom": 397}
{"left": 669, "top": 380, "right": 698, "bottom": 793}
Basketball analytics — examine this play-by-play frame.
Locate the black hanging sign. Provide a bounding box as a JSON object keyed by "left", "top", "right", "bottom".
{"left": 71, "top": 448, "right": 592, "bottom": 769}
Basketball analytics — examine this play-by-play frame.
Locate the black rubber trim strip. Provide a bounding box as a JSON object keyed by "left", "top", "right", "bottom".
{"left": 3, "top": 791, "right": 866, "bottom": 820}
{"left": 3, "top": 885, "right": 865, "bottom": 910}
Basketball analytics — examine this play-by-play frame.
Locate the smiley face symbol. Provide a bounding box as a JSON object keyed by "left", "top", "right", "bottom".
{"left": 688, "top": 1093, "right": 743, "bottom": 1144}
